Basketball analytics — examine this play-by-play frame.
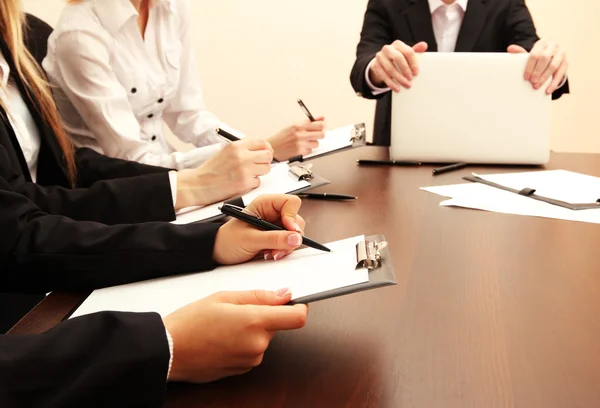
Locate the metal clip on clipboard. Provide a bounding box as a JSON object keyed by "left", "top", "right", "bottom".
{"left": 351, "top": 123, "right": 366, "bottom": 143}
{"left": 289, "top": 164, "right": 314, "bottom": 181}
{"left": 355, "top": 239, "right": 389, "bottom": 270}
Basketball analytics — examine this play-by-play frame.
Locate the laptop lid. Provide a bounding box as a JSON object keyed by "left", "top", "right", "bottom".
{"left": 390, "top": 53, "right": 551, "bottom": 165}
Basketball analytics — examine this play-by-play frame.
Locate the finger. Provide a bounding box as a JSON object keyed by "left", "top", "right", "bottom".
{"left": 385, "top": 44, "right": 413, "bottom": 81}
{"left": 249, "top": 163, "right": 271, "bottom": 177}
{"left": 313, "top": 116, "right": 325, "bottom": 122}
{"left": 248, "top": 230, "right": 303, "bottom": 252}
{"left": 412, "top": 41, "right": 428, "bottom": 54}
{"left": 246, "top": 194, "right": 303, "bottom": 229}
{"left": 373, "top": 55, "right": 401, "bottom": 92}
{"left": 296, "top": 130, "right": 325, "bottom": 141}
{"left": 524, "top": 41, "right": 544, "bottom": 81}
{"left": 253, "top": 303, "right": 309, "bottom": 330}
{"left": 377, "top": 52, "right": 411, "bottom": 88}
{"left": 237, "top": 138, "right": 274, "bottom": 153}
{"left": 398, "top": 41, "right": 419, "bottom": 77}
{"left": 216, "top": 288, "right": 293, "bottom": 306}
{"left": 247, "top": 149, "right": 274, "bottom": 164}
{"left": 507, "top": 44, "right": 527, "bottom": 54}
{"left": 546, "top": 59, "right": 568, "bottom": 95}
{"left": 531, "top": 43, "right": 556, "bottom": 86}
{"left": 536, "top": 50, "right": 564, "bottom": 89}
{"left": 294, "top": 215, "right": 305, "bottom": 232}
{"left": 296, "top": 120, "right": 326, "bottom": 132}
{"left": 266, "top": 249, "right": 294, "bottom": 262}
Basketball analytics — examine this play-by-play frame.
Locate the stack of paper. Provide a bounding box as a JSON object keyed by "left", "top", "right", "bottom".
{"left": 422, "top": 170, "right": 600, "bottom": 224}
{"left": 70, "top": 236, "right": 369, "bottom": 318}
{"left": 173, "top": 163, "right": 310, "bottom": 224}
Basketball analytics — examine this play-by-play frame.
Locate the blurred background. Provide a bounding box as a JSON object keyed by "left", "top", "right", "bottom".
{"left": 24, "top": 0, "right": 598, "bottom": 151}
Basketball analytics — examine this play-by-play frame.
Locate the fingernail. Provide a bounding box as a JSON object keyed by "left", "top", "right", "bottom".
{"left": 287, "top": 233, "right": 302, "bottom": 247}
{"left": 273, "top": 251, "right": 287, "bottom": 261}
{"left": 264, "top": 252, "right": 273, "bottom": 261}
{"left": 275, "top": 287, "right": 292, "bottom": 297}
{"left": 293, "top": 223, "right": 302, "bottom": 233}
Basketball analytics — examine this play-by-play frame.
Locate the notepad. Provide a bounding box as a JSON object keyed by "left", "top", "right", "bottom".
{"left": 70, "top": 236, "right": 370, "bottom": 319}
{"left": 173, "top": 163, "right": 311, "bottom": 225}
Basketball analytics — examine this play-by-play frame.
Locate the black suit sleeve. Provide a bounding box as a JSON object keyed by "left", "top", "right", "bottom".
{"left": 350, "top": 0, "right": 393, "bottom": 100}
{"left": 0, "top": 312, "right": 169, "bottom": 408}
{"left": 504, "top": 0, "right": 569, "bottom": 100}
{"left": 0, "top": 172, "right": 220, "bottom": 294}
{"left": 75, "top": 147, "right": 173, "bottom": 187}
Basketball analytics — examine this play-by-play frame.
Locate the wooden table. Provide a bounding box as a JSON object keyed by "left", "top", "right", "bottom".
{"left": 10, "top": 148, "right": 600, "bottom": 407}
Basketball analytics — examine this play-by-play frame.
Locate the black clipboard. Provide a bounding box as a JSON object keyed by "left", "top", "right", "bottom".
{"left": 464, "top": 175, "right": 600, "bottom": 211}
{"left": 287, "top": 123, "right": 368, "bottom": 164}
{"left": 290, "top": 234, "right": 396, "bottom": 304}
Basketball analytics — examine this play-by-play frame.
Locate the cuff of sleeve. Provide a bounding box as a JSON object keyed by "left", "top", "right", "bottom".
{"left": 165, "top": 327, "right": 174, "bottom": 381}
{"left": 365, "top": 58, "right": 391, "bottom": 96}
{"left": 168, "top": 171, "right": 178, "bottom": 208}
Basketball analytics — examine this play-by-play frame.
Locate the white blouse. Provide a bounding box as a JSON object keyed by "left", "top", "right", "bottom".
{"left": 43, "top": 0, "right": 225, "bottom": 170}
{"left": 0, "top": 51, "right": 41, "bottom": 182}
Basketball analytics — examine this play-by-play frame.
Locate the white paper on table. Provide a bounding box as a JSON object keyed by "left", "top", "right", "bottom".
{"left": 304, "top": 125, "right": 355, "bottom": 159}
{"left": 472, "top": 170, "right": 600, "bottom": 204}
{"left": 172, "top": 163, "right": 310, "bottom": 225}
{"left": 70, "top": 236, "right": 369, "bottom": 319}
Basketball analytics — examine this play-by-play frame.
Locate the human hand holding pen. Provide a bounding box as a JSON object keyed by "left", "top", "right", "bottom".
{"left": 268, "top": 117, "right": 326, "bottom": 161}
{"left": 175, "top": 139, "right": 274, "bottom": 209}
{"left": 213, "top": 195, "right": 306, "bottom": 264}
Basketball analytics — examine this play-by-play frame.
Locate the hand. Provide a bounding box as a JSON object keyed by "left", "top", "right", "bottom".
{"left": 176, "top": 139, "right": 274, "bottom": 209}
{"left": 268, "top": 117, "right": 326, "bottom": 161}
{"left": 213, "top": 194, "right": 305, "bottom": 264}
{"left": 369, "top": 40, "right": 428, "bottom": 92}
{"left": 507, "top": 40, "right": 568, "bottom": 95}
{"left": 164, "top": 289, "right": 308, "bottom": 383}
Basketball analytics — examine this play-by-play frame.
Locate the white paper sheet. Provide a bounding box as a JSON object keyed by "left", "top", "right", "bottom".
{"left": 304, "top": 125, "right": 355, "bottom": 159}
{"left": 70, "top": 236, "right": 369, "bottom": 319}
{"left": 421, "top": 169, "right": 600, "bottom": 225}
{"left": 172, "top": 163, "right": 310, "bottom": 225}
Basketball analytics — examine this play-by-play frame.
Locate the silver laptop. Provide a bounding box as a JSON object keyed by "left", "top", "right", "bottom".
{"left": 390, "top": 53, "right": 551, "bottom": 165}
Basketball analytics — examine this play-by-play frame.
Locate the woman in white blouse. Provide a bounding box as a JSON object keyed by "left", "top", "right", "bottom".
{"left": 43, "top": 0, "right": 326, "bottom": 170}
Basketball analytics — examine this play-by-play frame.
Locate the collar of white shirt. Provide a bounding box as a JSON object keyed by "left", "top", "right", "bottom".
{"left": 428, "top": 0, "right": 468, "bottom": 14}
{"left": 92, "top": 0, "right": 175, "bottom": 35}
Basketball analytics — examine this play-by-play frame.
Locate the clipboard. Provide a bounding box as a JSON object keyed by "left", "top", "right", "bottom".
{"left": 287, "top": 123, "right": 367, "bottom": 164}
{"left": 290, "top": 234, "right": 397, "bottom": 304}
{"left": 69, "top": 235, "right": 396, "bottom": 319}
{"left": 464, "top": 175, "right": 600, "bottom": 211}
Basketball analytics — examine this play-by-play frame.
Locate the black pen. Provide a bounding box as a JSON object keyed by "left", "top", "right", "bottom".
{"left": 216, "top": 127, "right": 280, "bottom": 163}
{"left": 297, "top": 99, "right": 316, "bottom": 122}
{"left": 357, "top": 159, "right": 422, "bottom": 166}
{"left": 216, "top": 127, "right": 241, "bottom": 142}
{"left": 432, "top": 163, "right": 468, "bottom": 175}
{"left": 220, "top": 204, "right": 331, "bottom": 253}
{"left": 297, "top": 193, "right": 356, "bottom": 201}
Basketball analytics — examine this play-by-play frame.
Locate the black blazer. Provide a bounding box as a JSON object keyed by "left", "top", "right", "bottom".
{"left": 350, "top": 0, "right": 570, "bottom": 146}
{"left": 0, "top": 15, "right": 188, "bottom": 332}
{"left": 1, "top": 311, "right": 170, "bottom": 407}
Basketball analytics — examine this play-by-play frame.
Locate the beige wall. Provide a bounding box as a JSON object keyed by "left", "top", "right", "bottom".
{"left": 24, "top": 0, "right": 599, "bottom": 152}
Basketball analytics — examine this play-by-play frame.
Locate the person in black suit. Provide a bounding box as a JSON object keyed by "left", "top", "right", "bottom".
{"left": 350, "top": 0, "right": 570, "bottom": 146}
{"left": 0, "top": 189, "right": 309, "bottom": 407}
{"left": 0, "top": 11, "right": 281, "bottom": 331}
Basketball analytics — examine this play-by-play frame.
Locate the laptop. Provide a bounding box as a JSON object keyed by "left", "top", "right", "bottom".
{"left": 390, "top": 53, "right": 551, "bottom": 165}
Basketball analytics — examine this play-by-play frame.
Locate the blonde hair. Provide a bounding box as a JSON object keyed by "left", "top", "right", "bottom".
{"left": 0, "top": 0, "right": 76, "bottom": 185}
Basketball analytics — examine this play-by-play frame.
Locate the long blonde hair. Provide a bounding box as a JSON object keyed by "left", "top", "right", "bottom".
{"left": 0, "top": 0, "right": 76, "bottom": 185}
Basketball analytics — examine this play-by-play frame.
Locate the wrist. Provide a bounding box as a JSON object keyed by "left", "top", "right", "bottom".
{"left": 163, "top": 318, "right": 184, "bottom": 382}
{"left": 174, "top": 169, "right": 197, "bottom": 210}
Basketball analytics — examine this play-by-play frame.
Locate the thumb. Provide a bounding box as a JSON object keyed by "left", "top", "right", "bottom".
{"left": 412, "top": 41, "right": 428, "bottom": 53}
{"left": 247, "top": 230, "right": 303, "bottom": 253}
{"left": 220, "top": 289, "right": 292, "bottom": 306}
{"left": 507, "top": 44, "right": 527, "bottom": 54}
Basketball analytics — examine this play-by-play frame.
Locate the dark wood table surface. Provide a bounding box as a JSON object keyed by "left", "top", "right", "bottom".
{"left": 9, "top": 147, "right": 600, "bottom": 408}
